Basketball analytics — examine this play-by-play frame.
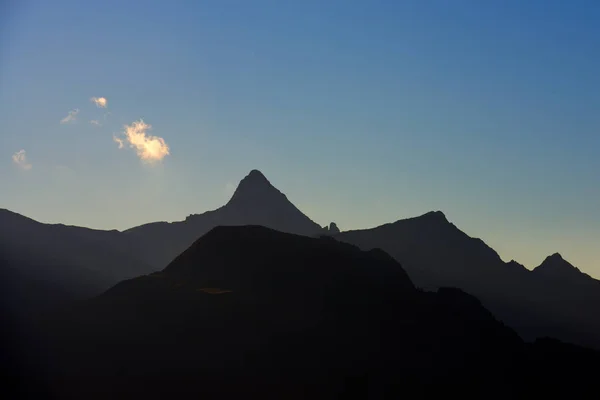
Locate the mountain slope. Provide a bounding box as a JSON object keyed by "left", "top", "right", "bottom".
{"left": 124, "top": 170, "right": 323, "bottom": 268}
{"left": 533, "top": 253, "right": 597, "bottom": 283}
{"left": 33, "top": 226, "right": 534, "bottom": 398}
{"left": 335, "top": 212, "right": 600, "bottom": 349}
{"left": 335, "top": 211, "right": 510, "bottom": 289}
{"left": 0, "top": 209, "right": 152, "bottom": 312}
{"left": 21, "top": 226, "right": 597, "bottom": 399}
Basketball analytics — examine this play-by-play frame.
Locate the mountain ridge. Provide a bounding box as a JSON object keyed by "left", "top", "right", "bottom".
{"left": 3, "top": 171, "right": 596, "bottom": 279}
{"left": 2, "top": 169, "right": 600, "bottom": 351}
{"left": 28, "top": 225, "right": 600, "bottom": 398}
{"left": 0, "top": 208, "right": 154, "bottom": 321}
{"left": 335, "top": 211, "right": 600, "bottom": 349}
{"left": 123, "top": 169, "right": 324, "bottom": 268}
{"left": 34, "top": 225, "right": 526, "bottom": 397}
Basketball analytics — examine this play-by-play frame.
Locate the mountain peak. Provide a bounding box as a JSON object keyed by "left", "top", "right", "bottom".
{"left": 419, "top": 210, "right": 448, "bottom": 223}
{"left": 548, "top": 252, "right": 564, "bottom": 261}
{"left": 538, "top": 253, "right": 573, "bottom": 269}
{"left": 533, "top": 253, "right": 587, "bottom": 280}
{"left": 227, "top": 169, "right": 280, "bottom": 205}
{"left": 246, "top": 169, "right": 269, "bottom": 183}
{"left": 218, "top": 170, "right": 322, "bottom": 236}
{"left": 506, "top": 260, "right": 528, "bottom": 273}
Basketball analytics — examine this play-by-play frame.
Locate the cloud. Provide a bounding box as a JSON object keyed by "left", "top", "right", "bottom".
{"left": 12, "top": 150, "right": 32, "bottom": 170}
{"left": 114, "top": 119, "right": 170, "bottom": 162}
{"left": 90, "top": 97, "right": 108, "bottom": 108}
{"left": 113, "top": 135, "right": 124, "bottom": 149}
{"left": 90, "top": 119, "right": 101, "bottom": 126}
{"left": 60, "top": 109, "right": 79, "bottom": 124}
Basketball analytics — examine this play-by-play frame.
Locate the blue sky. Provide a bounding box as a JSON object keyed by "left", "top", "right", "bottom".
{"left": 1, "top": 0, "right": 599, "bottom": 276}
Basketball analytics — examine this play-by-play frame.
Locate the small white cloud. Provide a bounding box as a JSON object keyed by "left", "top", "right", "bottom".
{"left": 60, "top": 109, "right": 79, "bottom": 124}
{"left": 12, "top": 150, "right": 32, "bottom": 170}
{"left": 113, "top": 135, "right": 124, "bottom": 149}
{"left": 90, "top": 97, "right": 107, "bottom": 108}
{"left": 90, "top": 119, "right": 101, "bottom": 126}
{"left": 114, "top": 119, "right": 170, "bottom": 162}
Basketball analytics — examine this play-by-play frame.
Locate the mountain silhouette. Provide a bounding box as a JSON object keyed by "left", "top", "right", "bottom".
{"left": 0, "top": 170, "right": 324, "bottom": 320}
{"left": 222, "top": 170, "right": 321, "bottom": 234}
{"left": 321, "top": 222, "right": 341, "bottom": 235}
{"left": 533, "top": 252, "right": 595, "bottom": 282}
{"left": 336, "top": 211, "right": 508, "bottom": 289}
{"left": 335, "top": 212, "right": 600, "bottom": 349}
{"left": 20, "top": 226, "right": 597, "bottom": 399}
{"left": 124, "top": 170, "right": 323, "bottom": 268}
{"left": 3, "top": 169, "right": 600, "bottom": 354}
{"left": 0, "top": 209, "right": 152, "bottom": 314}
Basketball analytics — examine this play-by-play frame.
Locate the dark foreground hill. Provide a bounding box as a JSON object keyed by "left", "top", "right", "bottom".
{"left": 10, "top": 226, "right": 599, "bottom": 399}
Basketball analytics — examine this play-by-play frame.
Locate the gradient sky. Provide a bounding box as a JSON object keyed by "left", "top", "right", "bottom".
{"left": 1, "top": 0, "right": 599, "bottom": 277}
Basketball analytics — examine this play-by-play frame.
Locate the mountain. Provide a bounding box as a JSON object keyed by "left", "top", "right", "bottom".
{"left": 321, "top": 222, "right": 341, "bottom": 235}
{"left": 335, "top": 212, "right": 600, "bottom": 349}
{"left": 533, "top": 253, "right": 597, "bottom": 283}
{"left": 16, "top": 226, "right": 597, "bottom": 399}
{"left": 0, "top": 209, "right": 152, "bottom": 314}
{"left": 335, "top": 211, "right": 509, "bottom": 289}
{"left": 124, "top": 170, "right": 323, "bottom": 268}
{"left": 3, "top": 168, "right": 600, "bottom": 353}
{"left": 1, "top": 169, "right": 323, "bottom": 317}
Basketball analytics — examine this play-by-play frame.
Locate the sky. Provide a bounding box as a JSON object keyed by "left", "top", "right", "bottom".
{"left": 1, "top": 0, "right": 599, "bottom": 277}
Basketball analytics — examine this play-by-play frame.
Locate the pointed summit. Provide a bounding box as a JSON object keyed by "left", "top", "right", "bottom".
{"left": 125, "top": 169, "right": 323, "bottom": 268}
{"left": 247, "top": 169, "right": 268, "bottom": 181}
{"left": 420, "top": 210, "right": 448, "bottom": 222}
{"left": 397, "top": 210, "right": 450, "bottom": 227}
{"left": 221, "top": 169, "right": 322, "bottom": 236}
{"left": 227, "top": 169, "right": 285, "bottom": 207}
{"left": 238, "top": 169, "right": 271, "bottom": 187}
{"left": 533, "top": 253, "right": 589, "bottom": 281}
{"left": 547, "top": 252, "right": 565, "bottom": 261}
{"left": 536, "top": 253, "right": 575, "bottom": 271}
